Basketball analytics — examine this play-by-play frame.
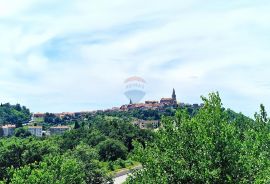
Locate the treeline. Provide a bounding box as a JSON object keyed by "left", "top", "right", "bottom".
{"left": 36, "top": 106, "right": 200, "bottom": 131}
{"left": 93, "top": 106, "right": 199, "bottom": 121}
{"left": 0, "top": 116, "right": 154, "bottom": 183}
{"left": 127, "top": 93, "right": 270, "bottom": 183}
{"left": 0, "top": 103, "right": 31, "bottom": 127}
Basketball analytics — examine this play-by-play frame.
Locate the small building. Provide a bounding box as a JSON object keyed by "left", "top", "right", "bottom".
{"left": 112, "top": 107, "right": 120, "bottom": 111}
{"left": 33, "top": 113, "right": 45, "bottom": 118}
{"left": 28, "top": 126, "right": 43, "bottom": 137}
{"left": 120, "top": 105, "right": 128, "bottom": 111}
{"left": 2, "top": 124, "right": 16, "bottom": 137}
{"left": 160, "top": 98, "right": 176, "bottom": 105}
{"left": 132, "top": 120, "right": 159, "bottom": 129}
{"left": 145, "top": 101, "right": 159, "bottom": 105}
{"left": 54, "top": 112, "right": 76, "bottom": 119}
{"left": 160, "top": 89, "right": 177, "bottom": 106}
{"left": 50, "top": 126, "right": 70, "bottom": 135}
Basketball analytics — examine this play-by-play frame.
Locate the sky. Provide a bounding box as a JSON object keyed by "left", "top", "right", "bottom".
{"left": 0, "top": 0, "right": 270, "bottom": 116}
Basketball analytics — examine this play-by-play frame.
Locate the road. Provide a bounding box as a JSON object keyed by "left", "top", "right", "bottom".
{"left": 114, "top": 174, "right": 129, "bottom": 184}
{"left": 113, "top": 165, "right": 142, "bottom": 184}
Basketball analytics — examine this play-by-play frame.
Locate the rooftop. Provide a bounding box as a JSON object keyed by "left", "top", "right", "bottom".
{"left": 2, "top": 124, "right": 16, "bottom": 128}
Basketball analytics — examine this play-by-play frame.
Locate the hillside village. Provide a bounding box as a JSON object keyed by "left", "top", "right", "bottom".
{"left": 0, "top": 89, "right": 203, "bottom": 137}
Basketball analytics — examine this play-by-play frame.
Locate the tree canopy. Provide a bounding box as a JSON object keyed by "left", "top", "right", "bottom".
{"left": 0, "top": 103, "right": 31, "bottom": 127}
{"left": 127, "top": 92, "right": 270, "bottom": 184}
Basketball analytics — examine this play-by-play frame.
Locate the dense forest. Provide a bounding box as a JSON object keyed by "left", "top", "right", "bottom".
{"left": 0, "top": 116, "right": 154, "bottom": 183}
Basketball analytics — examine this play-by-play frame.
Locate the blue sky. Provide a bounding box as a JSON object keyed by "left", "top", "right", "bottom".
{"left": 0, "top": 0, "right": 270, "bottom": 116}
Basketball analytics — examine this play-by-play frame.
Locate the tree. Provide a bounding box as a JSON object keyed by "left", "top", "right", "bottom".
{"left": 8, "top": 155, "right": 86, "bottom": 184}
{"left": 98, "top": 139, "right": 128, "bottom": 161}
{"left": 0, "top": 137, "right": 59, "bottom": 180}
{"left": 0, "top": 128, "right": 3, "bottom": 137}
{"left": 14, "top": 128, "right": 31, "bottom": 138}
{"left": 70, "top": 143, "right": 112, "bottom": 183}
{"left": 74, "top": 121, "right": 80, "bottom": 129}
{"left": 0, "top": 103, "right": 31, "bottom": 127}
{"left": 254, "top": 104, "right": 269, "bottom": 124}
{"left": 127, "top": 92, "right": 270, "bottom": 184}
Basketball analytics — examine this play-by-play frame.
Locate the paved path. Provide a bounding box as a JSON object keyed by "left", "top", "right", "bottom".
{"left": 114, "top": 174, "right": 129, "bottom": 184}
{"left": 113, "top": 165, "right": 142, "bottom": 184}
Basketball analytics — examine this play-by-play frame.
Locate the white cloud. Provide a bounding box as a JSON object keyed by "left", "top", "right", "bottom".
{"left": 0, "top": 0, "right": 270, "bottom": 116}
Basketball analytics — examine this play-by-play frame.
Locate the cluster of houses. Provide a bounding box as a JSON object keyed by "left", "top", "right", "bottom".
{"left": 120, "top": 89, "right": 203, "bottom": 112}
{"left": 33, "top": 89, "right": 181, "bottom": 119}
{"left": 33, "top": 111, "right": 92, "bottom": 119}
{"left": 29, "top": 89, "right": 204, "bottom": 132}
{"left": 0, "top": 124, "right": 70, "bottom": 137}
{"left": 120, "top": 89, "right": 177, "bottom": 111}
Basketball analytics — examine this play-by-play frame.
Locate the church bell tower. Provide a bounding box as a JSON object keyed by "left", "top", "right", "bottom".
{"left": 172, "top": 88, "right": 176, "bottom": 101}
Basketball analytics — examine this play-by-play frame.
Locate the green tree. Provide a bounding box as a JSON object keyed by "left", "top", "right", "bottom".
{"left": 254, "top": 104, "right": 269, "bottom": 124}
{"left": 74, "top": 121, "right": 80, "bottom": 129}
{"left": 14, "top": 128, "right": 31, "bottom": 138}
{"left": 127, "top": 92, "right": 270, "bottom": 184}
{"left": 70, "top": 143, "right": 112, "bottom": 183}
{"left": 98, "top": 139, "right": 128, "bottom": 161}
{"left": 8, "top": 155, "right": 86, "bottom": 184}
{"left": 0, "top": 128, "right": 3, "bottom": 137}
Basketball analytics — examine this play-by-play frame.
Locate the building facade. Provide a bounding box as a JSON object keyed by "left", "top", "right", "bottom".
{"left": 28, "top": 126, "right": 43, "bottom": 137}
{"left": 160, "top": 89, "right": 177, "bottom": 106}
{"left": 132, "top": 119, "right": 159, "bottom": 129}
{"left": 2, "top": 125, "right": 16, "bottom": 137}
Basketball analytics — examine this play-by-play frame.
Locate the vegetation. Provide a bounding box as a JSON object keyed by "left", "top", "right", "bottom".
{"left": 0, "top": 103, "right": 31, "bottom": 127}
{"left": 0, "top": 115, "right": 154, "bottom": 183}
{"left": 2, "top": 93, "right": 269, "bottom": 183}
{"left": 127, "top": 93, "right": 270, "bottom": 183}
{"left": 98, "top": 139, "right": 128, "bottom": 161}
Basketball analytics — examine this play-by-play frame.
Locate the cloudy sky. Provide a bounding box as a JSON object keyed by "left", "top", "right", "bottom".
{"left": 0, "top": 0, "right": 270, "bottom": 116}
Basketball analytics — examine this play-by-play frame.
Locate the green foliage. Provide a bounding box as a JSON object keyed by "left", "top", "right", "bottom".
{"left": 43, "top": 113, "right": 61, "bottom": 125}
{"left": 0, "top": 128, "right": 3, "bottom": 137}
{"left": 89, "top": 117, "right": 155, "bottom": 151}
{"left": 8, "top": 155, "right": 86, "bottom": 184}
{"left": 98, "top": 139, "right": 128, "bottom": 161}
{"left": 0, "top": 111, "right": 154, "bottom": 183}
{"left": 14, "top": 128, "right": 31, "bottom": 138}
{"left": 254, "top": 104, "right": 269, "bottom": 124}
{"left": 127, "top": 92, "right": 270, "bottom": 184}
{"left": 74, "top": 121, "right": 80, "bottom": 129}
{"left": 91, "top": 105, "right": 196, "bottom": 122}
{"left": 0, "top": 103, "right": 31, "bottom": 127}
{"left": 0, "top": 137, "right": 59, "bottom": 180}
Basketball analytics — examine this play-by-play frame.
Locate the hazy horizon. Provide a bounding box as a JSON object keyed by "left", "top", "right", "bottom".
{"left": 1, "top": 0, "right": 270, "bottom": 116}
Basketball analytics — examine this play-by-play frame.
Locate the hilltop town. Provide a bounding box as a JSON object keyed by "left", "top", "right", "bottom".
{"left": 0, "top": 89, "right": 203, "bottom": 137}
{"left": 34, "top": 89, "right": 203, "bottom": 119}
